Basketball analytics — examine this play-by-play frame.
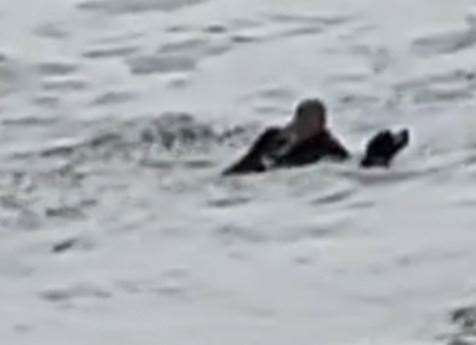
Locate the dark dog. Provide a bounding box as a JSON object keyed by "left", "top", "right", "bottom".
{"left": 360, "top": 129, "right": 410, "bottom": 168}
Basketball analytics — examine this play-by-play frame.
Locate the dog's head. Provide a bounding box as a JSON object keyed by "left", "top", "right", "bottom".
{"left": 361, "top": 129, "right": 410, "bottom": 168}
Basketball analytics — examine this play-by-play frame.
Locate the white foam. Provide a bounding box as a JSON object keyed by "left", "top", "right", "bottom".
{"left": 0, "top": 0, "right": 475, "bottom": 344}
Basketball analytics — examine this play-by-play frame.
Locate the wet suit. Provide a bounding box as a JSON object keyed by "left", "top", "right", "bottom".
{"left": 223, "top": 128, "right": 409, "bottom": 176}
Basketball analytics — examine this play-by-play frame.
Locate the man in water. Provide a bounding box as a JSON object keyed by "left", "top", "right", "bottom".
{"left": 223, "top": 98, "right": 409, "bottom": 175}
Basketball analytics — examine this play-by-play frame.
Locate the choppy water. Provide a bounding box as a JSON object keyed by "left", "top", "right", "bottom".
{"left": 1, "top": 0, "right": 476, "bottom": 344}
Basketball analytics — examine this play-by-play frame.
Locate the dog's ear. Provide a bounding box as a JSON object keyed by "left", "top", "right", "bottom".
{"left": 361, "top": 129, "right": 410, "bottom": 168}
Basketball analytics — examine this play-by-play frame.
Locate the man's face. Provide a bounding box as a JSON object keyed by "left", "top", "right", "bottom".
{"left": 284, "top": 100, "right": 327, "bottom": 144}
{"left": 297, "top": 106, "right": 326, "bottom": 134}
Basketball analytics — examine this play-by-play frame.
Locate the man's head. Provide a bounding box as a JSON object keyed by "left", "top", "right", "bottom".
{"left": 284, "top": 99, "right": 327, "bottom": 144}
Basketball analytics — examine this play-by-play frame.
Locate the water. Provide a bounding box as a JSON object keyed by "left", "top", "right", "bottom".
{"left": 1, "top": 0, "right": 476, "bottom": 344}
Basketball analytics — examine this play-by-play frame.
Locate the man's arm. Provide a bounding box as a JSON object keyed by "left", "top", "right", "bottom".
{"left": 222, "top": 127, "right": 285, "bottom": 176}
{"left": 325, "top": 133, "right": 351, "bottom": 161}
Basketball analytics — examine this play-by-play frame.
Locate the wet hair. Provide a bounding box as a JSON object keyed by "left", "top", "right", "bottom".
{"left": 296, "top": 99, "right": 326, "bottom": 124}
{"left": 296, "top": 99, "right": 326, "bottom": 120}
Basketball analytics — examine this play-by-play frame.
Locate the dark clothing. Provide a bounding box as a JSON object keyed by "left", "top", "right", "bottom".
{"left": 222, "top": 127, "right": 284, "bottom": 175}
{"left": 275, "top": 130, "right": 350, "bottom": 167}
{"left": 223, "top": 127, "right": 410, "bottom": 176}
{"left": 223, "top": 128, "right": 349, "bottom": 175}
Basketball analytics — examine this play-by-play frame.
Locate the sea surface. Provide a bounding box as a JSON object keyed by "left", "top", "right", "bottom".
{"left": 1, "top": 0, "right": 476, "bottom": 344}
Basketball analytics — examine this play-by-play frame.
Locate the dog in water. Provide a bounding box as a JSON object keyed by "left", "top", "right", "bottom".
{"left": 223, "top": 98, "right": 409, "bottom": 175}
